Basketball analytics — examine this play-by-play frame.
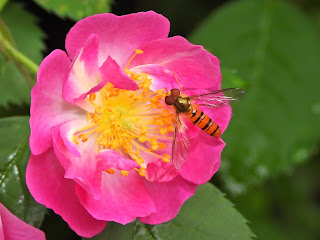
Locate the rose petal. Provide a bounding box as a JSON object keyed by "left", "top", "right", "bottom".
{"left": 26, "top": 149, "right": 107, "bottom": 238}
{"left": 146, "top": 159, "right": 179, "bottom": 183}
{"left": 0, "top": 203, "right": 45, "bottom": 240}
{"left": 63, "top": 34, "right": 101, "bottom": 112}
{"left": 130, "top": 64, "right": 179, "bottom": 91}
{"left": 138, "top": 176, "right": 197, "bottom": 224}
{"left": 52, "top": 120, "right": 102, "bottom": 199}
{"left": 99, "top": 56, "right": 139, "bottom": 90}
{"left": 131, "top": 36, "right": 221, "bottom": 91}
{"left": 96, "top": 149, "right": 139, "bottom": 171}
{"left": 66, "top": 11, "right": 170, "bottom": 67}
{"left": 30, "top": 49, "right": 84, "bottom": 156}
{"left": 76, "top": 171, "right": 156, "bottom": 224}
{"left": 0, "top": 218, "right": 4, "bottom": 240}
{"left": 179, "top": 133, "right": 224, "bottom": 184}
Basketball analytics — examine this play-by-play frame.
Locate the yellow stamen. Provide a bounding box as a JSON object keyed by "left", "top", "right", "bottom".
{"left": 134, "top": 49, "right": 144, "bottom": 54}
{"left": 156, "top": 101, "right": 163, "bottom": 109}
{"left": 160, "top": 127, "right": 167, "bottom": 135}
{"left": 153, "top": 118, "right": 165, "bottom": 125}
{"left": 121, "top": 170, "right": 129, "bottom": 177}
{"left": 89, "top": 93, "right": 96, "bottom": 102}
{"left": 135, "top": 156, "right": 144, "bottom": 165}
{"left": 140, "top": 126, "right": 148, "bottom": 134}
{"left": 158, "top": 143, "right": 167, "bottom": 149}
{"left": 125, "top": 49, "right": 144, "bottom": 70}
{"left": 162, "top": 153, "right": 171, "bottom": 163}
{"left": 135, "top": 167, "right": 146, "bottom": 177}
{"left": 79, "top": 134, "right": 88, "bottom": 142}
{"left": 161, "top": 109, "right": 170, "bottom": 117}
{"left": 86, "top": 112, "right": 91, "bottom": 122}
{"left": 95, "top": 106, "right": 101, "bottom": 114}
{"left": 73, "top": 49, "right": 174, "bottom": 178}
{"left": 72, "top": 135, "right": 79, "bottom": 145}
{"left": 138, "top": 135, "right": 147, "bottom": 143}
{"left": 91, "top": 114, "right": 100, "bottom": 123}
{"left": 105, "top": 169, "right": 115, "bottom": 174}
{"left": 168, "top": 125, "right": 175, "bottom": 132}
{"left": 81, "top": 136, "right": 88, "bottom": 142}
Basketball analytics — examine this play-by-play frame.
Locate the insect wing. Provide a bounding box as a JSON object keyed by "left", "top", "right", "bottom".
{"left": 172, "top": 113, "right": 190, "bottom": 170}
{"left": 190, "top": 88, "right": 245, "bottom": 108}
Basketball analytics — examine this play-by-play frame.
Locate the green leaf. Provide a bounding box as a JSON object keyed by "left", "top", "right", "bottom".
{"left": 84, "top": 221, "right": 135, "bottom": 240}
{"left": 0, "top": 0, "right": 8, "bottom": 12}
{"left": 0, "top": 3, "right": 44, "bottom": 107}
{"left": 309, "top": 6, "right": 320, "bottom": 34}
{"left": 34, "top": 0, "right": 112, "bottom": 20}
{"left": 85, "top": 183, "right": 254, "bottom": 240}
{"left": 232, "top": 157, "right": 320, "bottom": 240}
{"left": 189, "top": 0, "right": 320, "bottom": 193}
{"left": 0, "top": 116, "right": 46, "bottom": 227}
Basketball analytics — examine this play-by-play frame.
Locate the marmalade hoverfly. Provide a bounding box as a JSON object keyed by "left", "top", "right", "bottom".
{"left": 164, "top": 87, "right": 245, "bottom": 170}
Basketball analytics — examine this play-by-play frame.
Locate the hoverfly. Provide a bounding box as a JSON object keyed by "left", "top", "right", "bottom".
{"left": 164, "top": 87, "right": 245, "bottom": 170}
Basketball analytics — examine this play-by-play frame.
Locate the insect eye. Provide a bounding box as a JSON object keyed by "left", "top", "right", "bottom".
{"left": 171, "top": 89, "right": 180, "bottom": 98}
{"left": 165, "top": 96, "right": 175, "bottom": 105}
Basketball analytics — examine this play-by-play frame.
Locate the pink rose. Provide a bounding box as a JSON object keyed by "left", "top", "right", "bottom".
{"left": 0, "top": 203, "right": 45, "bottom": 240}
{"left": 26, "top": 11, "right": 231, "bottom": 237}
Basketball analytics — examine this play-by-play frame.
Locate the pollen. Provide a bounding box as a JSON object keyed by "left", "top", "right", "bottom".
{"left": 140, "top": 126, "right": 148, "bottom": 134}
{"left": 78, "top": 134, "right": 88, "bottom": 142}
{"left": 135, "top": 167, "right": 146, "bottom": 177}
{"left": 138, "top": 135, "right": 147, "bottom": 143}
{"left": 121, "top": 170, "right": 129, "bottom": 177}
{"left": 162, "top": 154, "right": 171, "bottom": 163}
{"left": 134, "top": 49, "right": 144, "bottom": 54}
{"left": 105, "top": 169, "right": 115, "bottom": 174}
{"left": 73, "top": 50, "right": 175, "bottom": 178}
{"left": 89, "top": 93, "right": 96, "bottom": 102}
{"left": 72, "top": 135, "right": 79, "bottom": 145}
{"left": 86, "top": 112, "right": 91, "bottom": 121}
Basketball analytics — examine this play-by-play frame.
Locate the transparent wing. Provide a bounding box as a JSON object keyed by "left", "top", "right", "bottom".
{"left": 189, "top": 88, "right": 245, "bottom": 108}
{"left": 172, "top": 113, "right": 190, "bottom": 170}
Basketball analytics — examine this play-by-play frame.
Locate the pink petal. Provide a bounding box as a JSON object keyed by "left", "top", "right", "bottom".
{"left": 146, "top": 159, "right": 179, "bottom": 183}
{"left": 138, "top": 176, "right": 197, "bottom": 224}
{"left": 178, "top": 104, "right": 231, "bottom": 184}
{"left": 66, "top": 55, "right": 142, "bottom": 113}
{"left": 30, "top": 49, "right": 84, "bottom": 156}
{"left": 179, "top": 133, "right": 225, "bottom": 184}
{"left": 75, "top": 171, "right": 156, "bottom": 224}
{"left": 96, "top": 149, "right": 139, "bottom": 171}
{"left": 65, "top": 11, "right": 170, "bottom": 67}
{"left": 99, "top": 57, "right": 139, "bottom": 90}
{"left": 0, "top": 203, "right": 45, "bottom": 240}
{"left": 26, "top": 149, "right": 107, "bottom": 238}
{"left": 131, "top": 36, "right": 221, "bottom": 91}
{"left": 52, "top": 120, "right": 102, "bottom": 199}
{"left": 63, "top": 34, "right": 101, "bottom": 112}
{"left": 58, "top": 120, "right": 84, "bottom": 158}
{"left": 0, "top": 218, "right": 4, "bottom": 240}
{"left": 130, "top": 64, "right": 179, "bottom": 91}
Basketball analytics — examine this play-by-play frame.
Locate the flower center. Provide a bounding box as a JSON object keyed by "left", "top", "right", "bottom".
{"left": 72, "top": 50, "right": 174, "bottom": 177}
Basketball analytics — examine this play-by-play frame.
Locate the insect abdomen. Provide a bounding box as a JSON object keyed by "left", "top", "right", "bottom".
{"left": 185, "top": 106, "right": 221, "bottom": 137}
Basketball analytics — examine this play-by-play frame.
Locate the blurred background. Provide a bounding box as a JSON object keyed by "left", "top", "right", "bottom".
{"left": 0, "top": 0, "right": 319, "bottom": 239}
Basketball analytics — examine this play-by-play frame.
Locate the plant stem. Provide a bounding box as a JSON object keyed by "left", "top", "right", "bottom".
{"left": 0, "top": 18, "right": 37, "bottom": 87}
{"left": 0, "top": 31, "right": 39, "bottom": 75}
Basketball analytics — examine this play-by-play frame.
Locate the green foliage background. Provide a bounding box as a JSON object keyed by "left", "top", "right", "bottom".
{"left": 0, "top": 0, "right": 319, "bottom": 239}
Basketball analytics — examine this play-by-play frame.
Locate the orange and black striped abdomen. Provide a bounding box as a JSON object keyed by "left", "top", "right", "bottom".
{"left": 185, "top": 106, "right": 221, "bottom": 137}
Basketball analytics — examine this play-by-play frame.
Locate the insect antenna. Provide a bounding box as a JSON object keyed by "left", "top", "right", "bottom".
{"left": 174, "top": 73, "right": 183, "bottom": 93}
